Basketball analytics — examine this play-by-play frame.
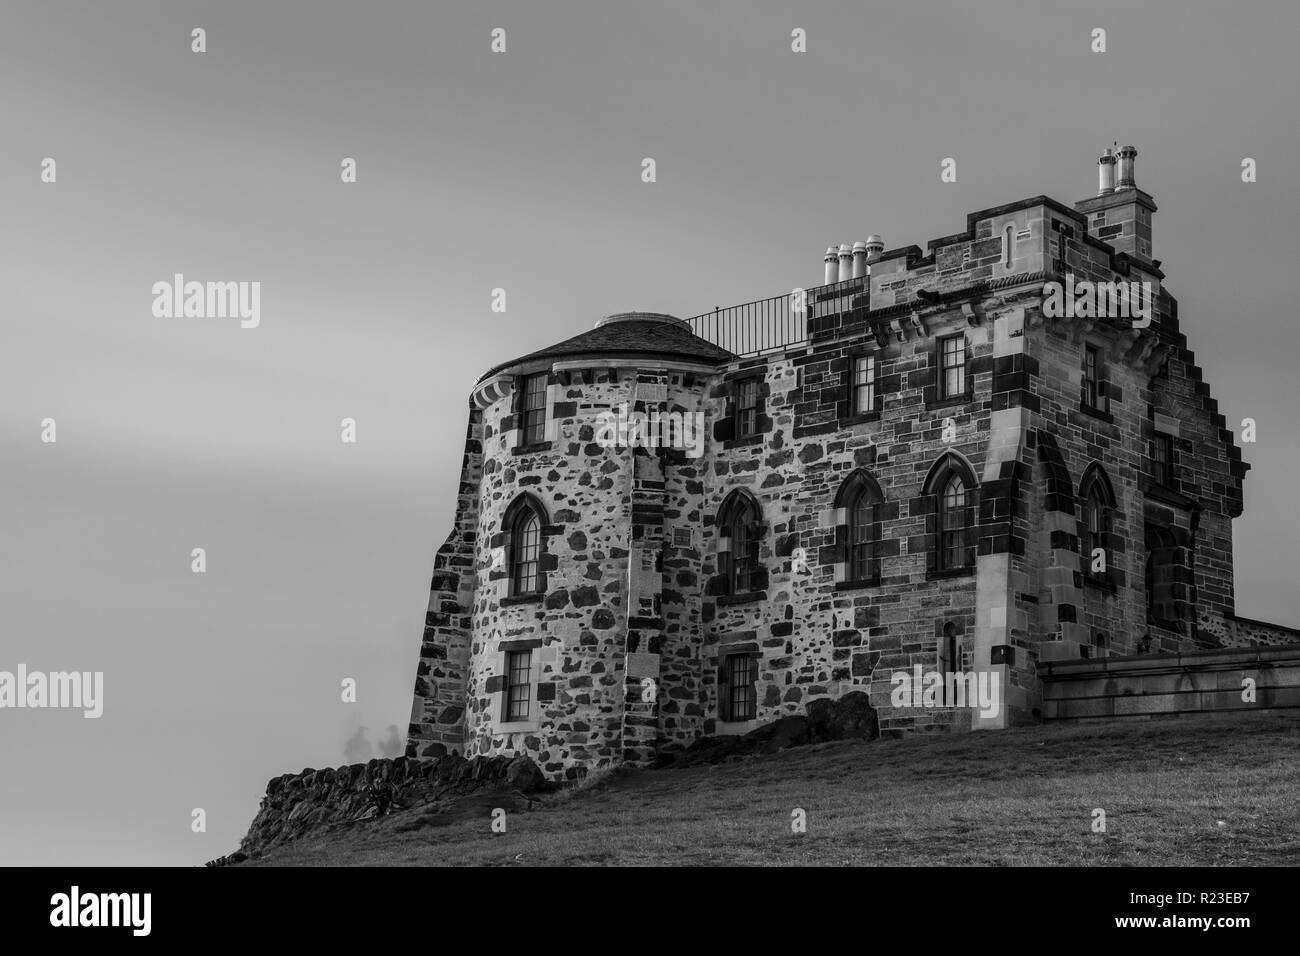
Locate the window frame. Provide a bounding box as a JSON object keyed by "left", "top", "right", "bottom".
{"left": 924, "top": 454, "right": 978, "bottom": 577}
{"left": 729, "top": 512, "right": 755, "bottom": 594}
{"left": 499, "top": 493, "right": 549, "bottom": 603}
{"left": 721, "top": 652, "right": 756, "bottom": 723}
{"left": 519, "top": 372, "right": 548, "bottom": 446}
{"left": 938, "top": 622, "right": 962, "bottom": 706}
{"left": 938, "top": 333, "right": 966, "bottom": 401}
{"left": 852, "top": 354, "right": 876, "bottom": 416}
{"left": 510, "top": 509, "right": 541, "bottom": 596}
{"left": 735, "top": 377, "right": 760, "bottom": 438}
{"left": 938, "top": 474, "right": 972, "bottom": 571}
{"left": 1082, "top": 344, "right": 1110, "bottom": 415}
{"left": 1078, "top": 464, "right": 1118, "bottom": 589}
{"left": 503, "top": 649, "right": 533, "bottom": 723}
{"left": 715, "top": 490, "right": 766, "bottom": 600}
{"left": 848, "top": 487, "right": 875, "bottom": 583}
{"left": 1082, "top": 484, "right": 1109, "bottom": 581}
{"left": 1151, "top": 432, "right": 1174, "bottom": 487}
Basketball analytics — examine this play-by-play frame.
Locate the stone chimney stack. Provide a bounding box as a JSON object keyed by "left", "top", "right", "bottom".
{"left": 851, "top": 241, "right": 869, "bottom": 278}
{"left": 1074, "top": 144, "right": 1156, "bottom": 263}
{"left": 837, "top": 243, "right": 853, "bottom": 282}
{"left": 824, "top": 246, "right": 839, "bottom": 285}
{"left": 1097, "top": 147, "right": 1117, "bottom": 194}
{"left": 1115, "top": 144, "right": 1137, "bottom": 190}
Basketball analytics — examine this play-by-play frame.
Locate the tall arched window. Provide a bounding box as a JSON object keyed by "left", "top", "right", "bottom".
{"left": 718, "top": 491, "right": 762, "bottom": 595}
{"left": 1078, "top": 464, "right": 1117, "bottom": 584}
{"left": 835, "top": 470, "right": 884, "bottom": 585}
{"left": 1145, "top": 523, "right": 1179, "bottom": 627}
{"left": 850, "top": 491, "right": 874, "bottom": 582}
{"left": 502, "top": 495, "right": 547, "bottom": 597}
{"left": 923, "top": 454, "right": 977, "bottom": 573}
{"left": 940, "top": 475, "right": 968, "bottom": 570}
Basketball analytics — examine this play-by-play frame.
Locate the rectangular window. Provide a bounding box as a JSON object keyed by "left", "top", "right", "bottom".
{"left": 1084, "top": 345, "right": 1107, "bottom": 412}
{"left": 504, "top": 649, "right": 532, "bottom": 722}
{"left": 939, "top": 335, "right": 965, "bottom": 399}
{"left": 852, "top": 355, "right": 876, "bottom": 414}
{"left": 941, "top": 508, "right": 965, "bottom": 568}
{"left": 939, "top": 630, "right": 959, "bottom": 705}
{"left": 723, "top": 654, "right": 756, "bottom": 722}
{"left": 1052, "top": 220, "right": 1073, "bottom": 273}
{"left": 736, "top": 378, "right": 759, "bottom": 437}
{"left": 1152, "top": 433, "right": 1173, "bottom": 486}
{"left": 511, "top": 516, "right": 540, "bottom": 595}
{"left": 520, "top": 373, "right": 548, "bottom": 445}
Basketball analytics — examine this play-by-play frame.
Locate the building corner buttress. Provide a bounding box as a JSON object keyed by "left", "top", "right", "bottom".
{"left": 406, "top": 406, "right": 483, "bottom": 759}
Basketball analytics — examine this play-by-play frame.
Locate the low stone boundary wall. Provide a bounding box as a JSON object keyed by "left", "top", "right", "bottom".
{"left": 218, "top": 753, "right": 545, "bottom": 863}
{"left": 1206, "top": 614, "right": 1300, "bottom": 649}
{"left": 1041, "top": 645, "right": 1300, "bottom": 720}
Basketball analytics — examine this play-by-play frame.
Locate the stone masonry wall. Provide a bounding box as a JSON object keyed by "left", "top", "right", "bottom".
{"left": 407, "top": 194, "right": 1280, "bottom": 778}
{"left": 407, "top": 409, "right": 481, "bottom": 757}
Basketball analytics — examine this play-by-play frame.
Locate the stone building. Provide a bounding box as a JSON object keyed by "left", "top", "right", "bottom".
{"left": 407, "top": 147, "right": 1297, "bottom": 779}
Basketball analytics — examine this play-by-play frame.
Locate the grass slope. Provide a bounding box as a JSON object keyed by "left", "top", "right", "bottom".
{"left": 248, "top": 711, "right": 1300, "bottom": 866}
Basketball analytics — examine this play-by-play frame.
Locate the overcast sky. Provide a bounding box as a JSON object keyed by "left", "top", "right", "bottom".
{"left": 2, "top": 0, "right": 1297, "bottom": 865}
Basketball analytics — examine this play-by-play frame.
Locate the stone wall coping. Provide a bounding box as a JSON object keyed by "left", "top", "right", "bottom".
{"left": 548, "top": 357, "right": 721, "bottom": 375}
{"left": 1041, "top": 645, "right": 1300, "bottom": 680}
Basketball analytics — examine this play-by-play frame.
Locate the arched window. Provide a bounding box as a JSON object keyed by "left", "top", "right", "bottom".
{"left": 835, "top": 470, "right": 884, "bottom": 585}
{"left": 940, "top": 475, "right": 968, "bottom": 570}
{"left": 923, "top": 454, "right": 977, "bottom": 573}
{"left": 1145, "top": 523, "right": 1179, "bottom": 627}
{"left": 718, "top": 491, "right": 762, "bottom": 595}
{"left": 1079, "top": 464, "right": 1117, "bottom": 584}
{"left": 502, "top": 495, "right": 547, "bottom": 597}
{"left": 849, "top": 491, "right": 874, "bottom": 582}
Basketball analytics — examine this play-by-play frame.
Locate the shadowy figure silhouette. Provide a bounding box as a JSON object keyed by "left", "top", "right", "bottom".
{"left": 344, "top": 725, "right": 372, "bottom": 764}
{"left": 378, "top": 724, "right": 403, "bottom": 759}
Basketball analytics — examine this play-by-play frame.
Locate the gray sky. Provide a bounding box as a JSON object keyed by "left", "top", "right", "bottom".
{"left": 2, "top": 0, "right": 1297, "bottom": 865}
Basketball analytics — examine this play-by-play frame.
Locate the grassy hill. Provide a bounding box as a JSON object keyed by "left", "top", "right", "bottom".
{"left": 246, "top": 711, "right": 1300, "bottom": 866}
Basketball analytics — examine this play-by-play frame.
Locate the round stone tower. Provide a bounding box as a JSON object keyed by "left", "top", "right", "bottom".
{"left": 407, "top": 312, "right": 733, "bottom": 779}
